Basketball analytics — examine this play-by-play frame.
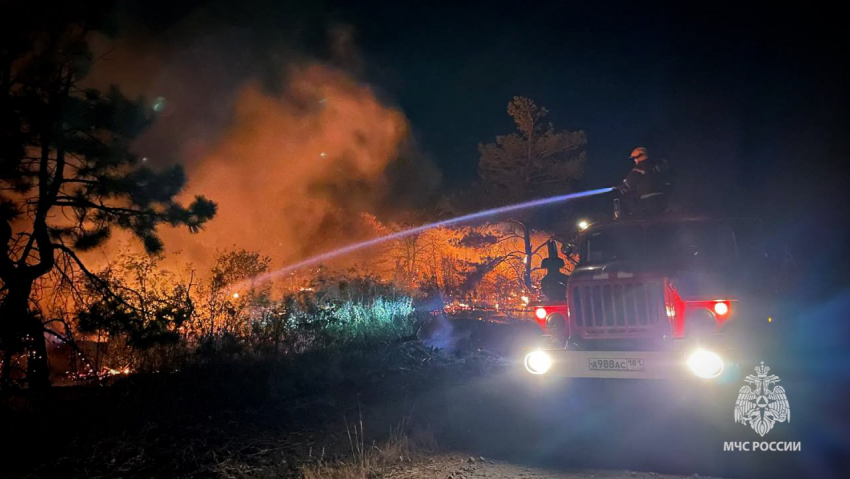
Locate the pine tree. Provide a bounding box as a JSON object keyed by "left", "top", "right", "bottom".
{"left": 477, "top": 96, "right": 586, "bottom": 290}
{"left": 0, "top": 2, "right": 216, "bottom": 388}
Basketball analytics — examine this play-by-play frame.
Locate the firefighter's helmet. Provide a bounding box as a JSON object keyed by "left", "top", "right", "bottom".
{"left": 630, "top": 147, "right": 649, "bottom": 163}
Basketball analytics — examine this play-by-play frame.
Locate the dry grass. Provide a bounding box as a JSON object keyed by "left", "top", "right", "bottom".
{"left": 301, "top": 414, "right": 435, "bottom": 479}
{"left": 3, "top": 338, "right": 489, "bottom": 479}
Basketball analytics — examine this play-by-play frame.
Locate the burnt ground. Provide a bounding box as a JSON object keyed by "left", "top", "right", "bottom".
{"left": 2, "top": 306, "right": 849, "bottom": 479}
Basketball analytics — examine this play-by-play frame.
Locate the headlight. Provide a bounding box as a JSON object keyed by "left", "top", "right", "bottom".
{"left": 535, "top": 307, "right": 547, "bottom": 320}
{"left": 524, "top": 350, "right": 553, "bottom": 375}
{"left": 687, "top": 349, "right": 724, "bottom": 379}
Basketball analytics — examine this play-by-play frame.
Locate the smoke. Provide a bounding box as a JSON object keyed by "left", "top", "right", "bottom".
{"left": 82, "top": 14, "right": 440, "bottom": 274}
{"left": 162, "top": 64, "right": 410, "bottom": 268}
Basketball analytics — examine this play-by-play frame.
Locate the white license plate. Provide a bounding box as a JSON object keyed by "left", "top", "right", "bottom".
{"left": 588, "top": 358, "right": 645, "bottom": 371}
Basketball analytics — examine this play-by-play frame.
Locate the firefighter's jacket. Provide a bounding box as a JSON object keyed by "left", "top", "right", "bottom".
{"left": 618, "top": 158, "right": 669, "bottom": 200}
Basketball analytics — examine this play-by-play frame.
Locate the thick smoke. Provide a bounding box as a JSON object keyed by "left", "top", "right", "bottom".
{"left": 162, "top": 64, "right": 409, "bottom": 268}
{"left": 83, "top": 18, "right": 439, "bottom": 274}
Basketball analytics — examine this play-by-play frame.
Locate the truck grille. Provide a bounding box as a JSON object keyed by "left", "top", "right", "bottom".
{"left": 571, "top": 280, "right": 665, "bottom": 333}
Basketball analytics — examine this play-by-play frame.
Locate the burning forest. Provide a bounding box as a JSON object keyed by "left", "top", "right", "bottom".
{"left": 2, "top": 2, "right": 848, "bottom": 479}
{"left": 1, "top": 0, "right": 592, "bottom": 388}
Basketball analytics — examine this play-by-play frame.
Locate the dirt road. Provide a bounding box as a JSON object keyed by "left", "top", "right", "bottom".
{"left": 388, "top": 454, "right": 724, "bottom": 479}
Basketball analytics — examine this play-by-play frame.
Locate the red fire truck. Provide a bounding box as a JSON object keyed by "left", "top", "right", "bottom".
{"left": 526, "top": 216, "right": 773, "bottom": 380}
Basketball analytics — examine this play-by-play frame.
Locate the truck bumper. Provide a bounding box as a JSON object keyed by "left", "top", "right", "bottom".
{"left": 524, "top": 348, "right": 727, "bottom": 380}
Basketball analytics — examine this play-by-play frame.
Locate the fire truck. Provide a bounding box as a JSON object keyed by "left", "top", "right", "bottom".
{"left": 525, "top": 215, "right": 775, "bottom": 380}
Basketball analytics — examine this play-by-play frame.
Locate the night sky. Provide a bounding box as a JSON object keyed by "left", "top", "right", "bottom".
{"left": 117, "top": 0, "right": 849, "bottom": 292}
{"left": 347, "top": 3, "right": 847, "bottom": 205}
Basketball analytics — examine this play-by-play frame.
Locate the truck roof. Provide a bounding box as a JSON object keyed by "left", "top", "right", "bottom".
{"left": 584, "top": 215, "right": 722, "bottom": 232}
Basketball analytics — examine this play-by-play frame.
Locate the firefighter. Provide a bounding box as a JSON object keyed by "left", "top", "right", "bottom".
{"left": 616, "top": 147, "right": 671, "bottom": 216}
{"left": 540, "top": 240, "right": 569, "bottom": 301}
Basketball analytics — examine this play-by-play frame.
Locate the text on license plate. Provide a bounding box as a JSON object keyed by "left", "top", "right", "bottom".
{"left": 588, "top": 358, "right": 645, "bottom": 371}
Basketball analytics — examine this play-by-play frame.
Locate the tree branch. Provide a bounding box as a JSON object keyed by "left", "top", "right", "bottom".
{"left": 52, "top": 243, "right": 143, "bottom": 315}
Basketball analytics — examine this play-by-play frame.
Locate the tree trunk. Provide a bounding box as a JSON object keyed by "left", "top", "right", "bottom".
{"left": 0, "top": 280, "right": 50, "bottom": 389}
{"left": 25, "top": 313, "right": 50, "bottom": 389}
{"left": 522, "top": 224, "right": 533, "bottom": 291}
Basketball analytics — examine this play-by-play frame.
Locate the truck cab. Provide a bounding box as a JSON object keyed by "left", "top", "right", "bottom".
{"left": 527, "top": 216, "right": 767, "bottom": 380}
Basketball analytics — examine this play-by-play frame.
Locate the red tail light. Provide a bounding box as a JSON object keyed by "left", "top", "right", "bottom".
{"left": 535, "top": 307, "right": 547, "bottom": 320}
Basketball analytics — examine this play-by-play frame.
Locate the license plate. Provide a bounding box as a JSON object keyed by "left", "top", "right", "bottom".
{"left": 588, "top": 358, "right": 645, "bottom": 371}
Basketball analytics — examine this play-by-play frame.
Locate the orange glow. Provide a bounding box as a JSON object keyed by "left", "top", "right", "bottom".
{"left": 163, "top": 65, "right": 410, "bottom": 271}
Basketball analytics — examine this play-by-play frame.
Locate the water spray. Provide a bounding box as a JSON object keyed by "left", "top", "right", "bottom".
{"left": 234, "top": 187, "right": 613, "bottom": 289}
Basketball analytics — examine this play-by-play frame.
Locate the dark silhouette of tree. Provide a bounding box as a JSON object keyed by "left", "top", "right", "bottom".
{"left": 477, "top": 96, "right": 586, "bottom": 290}
{"left": 76, "top": 253, "right": 195, "bottom": 370}
{"left": 0, "top": 2, "right": 216, "bottom": 388}
{"left": 198, "top": 249, "right": 272, "bottom": 340}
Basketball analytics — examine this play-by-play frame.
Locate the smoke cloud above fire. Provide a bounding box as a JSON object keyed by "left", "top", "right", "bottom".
{"left": 164, "top": 64, "right": 410, "bottom": 267}
{"left": 84, "top": 12, "right": 441, "bottom": 274}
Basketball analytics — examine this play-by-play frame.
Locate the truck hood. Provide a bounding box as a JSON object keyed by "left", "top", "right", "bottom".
{"left": 668, "top": 270, "right": 735, "bottom": 301}
{"left": 571, "top": 260, "right": 734, "bottom": 300}
{"left": 570, "top": 260, "right": 664, "bottom": 281}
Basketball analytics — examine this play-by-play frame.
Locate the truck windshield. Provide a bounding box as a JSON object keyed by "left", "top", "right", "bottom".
{"left": 583, "top": 226, "right": 640, "bottom": 264}
{"left": 581, "top": 221, "right": 736, "bottom": 267}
